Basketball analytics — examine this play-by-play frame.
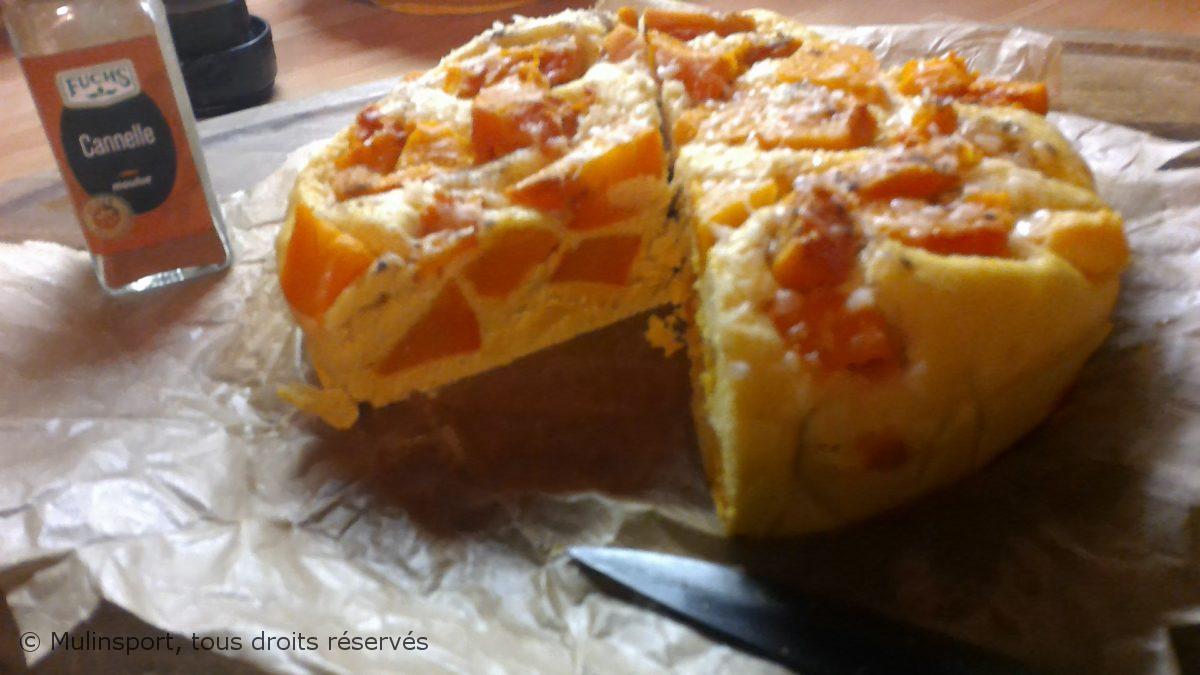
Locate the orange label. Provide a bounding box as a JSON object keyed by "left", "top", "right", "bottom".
{"left": 22, "top": 36, "right": 214, "bottom": 256}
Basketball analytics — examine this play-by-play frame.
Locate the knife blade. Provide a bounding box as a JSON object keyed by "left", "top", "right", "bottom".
{"left": 569, "top": 546, "right": 1042, "bottom": 675}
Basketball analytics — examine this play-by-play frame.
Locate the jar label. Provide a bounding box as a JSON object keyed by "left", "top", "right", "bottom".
{"left": 22, "top": 36, "right": 214, "bottom": 256}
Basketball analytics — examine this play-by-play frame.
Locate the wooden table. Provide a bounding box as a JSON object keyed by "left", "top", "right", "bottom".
{"left": 0, "top": 0, "right": 1197, "bottom": 184}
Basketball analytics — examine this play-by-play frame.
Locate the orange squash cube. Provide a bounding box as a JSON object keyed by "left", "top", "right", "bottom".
{"left": 856, "top": 161, "right": 961, "bottom": 202}
{"left": 603, "top": 23, "right": 644, "bottom": 63}
{"left": 280, "top": 204, "right": 375, "bottom": 320}
{"left": 466, "top": 227, "right": 560, "bottom": 297}
{"left": 894, "top": 53, "right": 975, "bottom": 97}
{"left": 966, "top": 78, "right": 1049, "bottom": 114}
{"left": 770, "top": 188, "right": 859, "bottom": 291}
{"left": 471, "top": 83, "right": 579, "bottom": 163}
{"left": 776, "top": 43, "right": 885, "bottom": 103}
{"left": 769, "top": 288, "right": 900, "bottom": 372}
{"left": 507, "top": 129, "right": 664, "bottom": 231}
{"left": 400, "top": 122, "right": 474, "bottom": 170}
{"left": 551, "top": 235, "right": 642, "bottom": 285}
{"left": 649, "top": 32, "right": 740, "bottom": 102}
{"left": 377, "top": 283, "right": 482, "bottom": 374}
{"left": 643, "top": 8, "right": 755, "bottom": 41}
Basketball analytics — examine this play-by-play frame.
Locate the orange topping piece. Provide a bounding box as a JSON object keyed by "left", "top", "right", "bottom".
{"left": 414, "top": 231, "right": 478, "bottom": 282}
{"left": 507, "top": 129, "right": 664, "bottom": 231}
{"left": 966, "top": 78, "right": 1049, "bottom": 114}
{"left": 776, "top": 43, "right": 885, "bottom": 103}
{"left": 705, "top": 180, "right": 782, "bottom": 228}
{"left": 643, "top": 8, "right": 755, "bottom": 41}
{"left": 905, "top": 100, "right": 958, "bottom": 141}
{"left": 1023, "top": 209, "right": 1128, "bottom": 280}
{"left": 867, "top": 199, "right": 1014, "bottom": 257}
{"left": 769, "top": 288, "right": 899, "bottom": 372}
{"left": 649, "top": 32, "right": 740, "bottom": 102}
{"left": 418, "top": 191, "right": 483, "bottom": 237}
{"left": 603, "top": 23, "right": 644, "bottom": 63}
{"left": 770, "top": 187, "right": 859, "bottom": 291}
{"left": 280, "top": 204, "right": 374, "bottom": 320}
{"left": 336, "top": 107, "right": 408, "bottom": 173}
{"left": 471, "top": 82, "right": 579, "bottom": 163}
{"left": 673, "top": 87, "right": 876, "bottom": 151}
{"left": 895, "top": 53, "right": 974, "bottom": 97}
{"left": 377, "top": 283, "right": 482, "bottom": 374}
{"left": 857, "top": 162, "right": 960, "bottom": 202}
{"left": 443, "top": 37, "right": 585, "bottom": 98}
{"left": 466, "top": 227, "right": 560, "bottom": 297}
{"left": 399, "top": 122, "right": 474, "bottom": 170}
{"left": 735, "top": 34, "right": 803, "bottom": 69}
{"left": 852, "top": 145, "right": 967, "bottom": 202}
{"left": 551, "top": 235, "right": 642, "bottom": 285}
{"left": 538, "top": 37, "right": 589, "bottom": 87}
{"left": 896, "top": 54, "right": 1049, "bottom": 114}
{"left": 616, "top": 6, "right": 638, "bottom": 27}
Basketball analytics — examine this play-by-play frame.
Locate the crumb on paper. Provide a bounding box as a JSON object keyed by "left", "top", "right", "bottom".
{"left": 278, "top": 383, "right": 359, "bottom": 429}
{"left": 645, "top": 313, "right": 685, "bottom": 357}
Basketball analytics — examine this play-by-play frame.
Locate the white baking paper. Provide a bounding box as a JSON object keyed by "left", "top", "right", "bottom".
{"left": 1, "top": 20, "right": 1198, "bottom": 675}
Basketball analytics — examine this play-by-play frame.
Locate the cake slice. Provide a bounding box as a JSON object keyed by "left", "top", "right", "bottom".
{"left": 643, "top": 6, "right": 1128, "bottom": 535}
{"left": 276, "top": 11, "right": 683, "bottom": 428}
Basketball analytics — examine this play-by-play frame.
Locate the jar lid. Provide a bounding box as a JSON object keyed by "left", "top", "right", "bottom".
{"left": 175, "top": 14, "right": 277, "bottom": 118}
{"left": 164, "top": 0, "right": 253, "bottom": 58}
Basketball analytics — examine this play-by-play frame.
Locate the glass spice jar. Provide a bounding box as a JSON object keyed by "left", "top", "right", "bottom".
{"left": 4, "top": 0, "right": 232, "bottom": 294}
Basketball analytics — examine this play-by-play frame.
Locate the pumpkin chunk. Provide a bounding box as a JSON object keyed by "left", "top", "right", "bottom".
{"left": 1023, "top": 209, "right": 1128, "bottom": 280}
{"left": 734, "top": 34, "right": 803, "bottom": 69}
{"left": 471, "top": 82, "right": 579, "bottom": 162}
{"left": 903, "top": 100, "right": 958, "bottom": 142}
{"left": 776, "top": 43, "right": 886, "bottom": 104}
{"left": 443, "top": 36, "right": 585, "bottom": 98}
{"left": 551, "top": 235, "right": 642, "bottom": 285}
{"left": 399, "top": 122, "right": 474, "bottom": 170}
{"left": 649, "top": 31, "right": 740, "bottom": 102}
{"left": 673, "top": 86, "right": 876, "bottom": 150}
{"left": 507, "top": 129, "right": 664, "bottom": 231}
{"left": 418, "top": 191, "right": 483, "bottom": 237}
{"left": 857, "top": 162, "right": 960, "bottom": 202}
{"left": 466, "top": 227, "right": 560, "bottom": 297}
{"left": 770, "top": 187, "right": 859, "bottom": 291}
{"left": 863, "top": 199, "right": 1014, "bottom": 257}
{"left": 377, "top": 283, "right": 481, "bottom": 374}
{"left": 769, "top": 288, "right": 899, "bottom": 372}
{"left": 852, "top": 144, "right": 966, "bottom": 202}
{"left": 894, "top": 53, "right": 974, "bottom": 97}
{"left": 336, "top": 106, "right": 408, "bottom": 173}
{"left": 603, "top": 23, "right": 644, "bottom": 63}
{"left": 643, "top": 8, "right": 755, "bottom": 41}
{"left": 703, "top": 180, "right": 782, "bottom": 228}
{"left": 414, "top": 230, "right": 478, "bottom": 282}
{"left": 280, "top": 204, "right": 374, "bottom": 320}
{"left": 538, "top": 36, "right": 589, "bottom": 87}
{"left": 896, "top": 54, "right": 1049, "bottom": 114}
{"left": 966, "top": 78, "right": 1049, "bottom": 114}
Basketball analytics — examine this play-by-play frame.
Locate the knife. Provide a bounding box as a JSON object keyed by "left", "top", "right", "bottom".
{"left": 569, "top": 546, "right": 1043, "bottom": 675}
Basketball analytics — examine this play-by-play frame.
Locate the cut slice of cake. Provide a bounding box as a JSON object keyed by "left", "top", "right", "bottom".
{"left": 643, "top": 6, "right": 1128, "bottom": 535}
{"left": 276, "top": 11, "right": 683, "bottom": 428}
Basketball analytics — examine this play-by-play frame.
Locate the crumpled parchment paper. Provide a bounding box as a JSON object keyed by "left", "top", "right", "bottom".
{"left": 1, "top": 19, "right": 1198, "bottom": 675}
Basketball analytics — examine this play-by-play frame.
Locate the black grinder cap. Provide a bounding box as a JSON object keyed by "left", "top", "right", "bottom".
{"left": 165, "top": 0, "right": 277, "bottom": 118}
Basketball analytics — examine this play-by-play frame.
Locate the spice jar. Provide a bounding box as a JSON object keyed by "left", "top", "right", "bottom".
{"left": 4, "top": 0, "right": 232, "bottom": 294}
